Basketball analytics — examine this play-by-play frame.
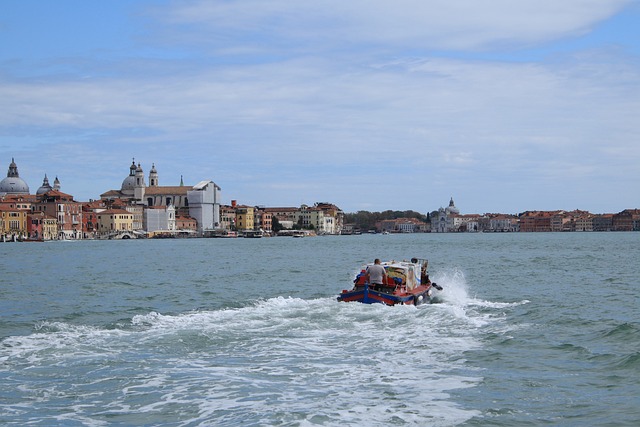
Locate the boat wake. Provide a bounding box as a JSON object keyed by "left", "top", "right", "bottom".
{"left": 0, "top": 271, "right": 524, "bottom": 426}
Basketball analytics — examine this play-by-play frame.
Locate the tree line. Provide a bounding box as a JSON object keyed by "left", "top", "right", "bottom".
{"left": 344, "top": 210, "right": 430, "bottom": 231}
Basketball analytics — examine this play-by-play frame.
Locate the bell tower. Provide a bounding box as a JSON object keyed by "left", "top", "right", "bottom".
{"left": 149, "top": 163, "right": 158, "bottom": 187}
{"left": 134, "top": 163, "right": 146, "bottom": 201}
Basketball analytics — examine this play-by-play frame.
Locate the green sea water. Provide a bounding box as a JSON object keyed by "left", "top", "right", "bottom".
{"left": 1, "top": 232, "right": 638, "bottom": 426}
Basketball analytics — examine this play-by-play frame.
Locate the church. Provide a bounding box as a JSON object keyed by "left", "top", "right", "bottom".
{"left": 432, "top": 197, "right": 460, "bottom": 233}
{"left": 1, "top": 158, "right": 68, "bottom": 199}
{"left": 100, "top": 160, "right": 222, "bottom": 235}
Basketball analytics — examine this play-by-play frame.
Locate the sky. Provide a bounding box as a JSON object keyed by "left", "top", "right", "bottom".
{"left": 1, "top": 0, "right": 639, "bottom": 215}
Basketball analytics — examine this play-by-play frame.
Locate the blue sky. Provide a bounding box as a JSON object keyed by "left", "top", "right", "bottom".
{"left": 1, "top": 0, "right": 639, "bottom": 214}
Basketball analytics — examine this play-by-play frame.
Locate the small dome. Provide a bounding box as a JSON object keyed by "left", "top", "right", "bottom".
{"left": 0, "top": 158, "right": 30, "bottom": 194}
{"left": 121, "top": 175, "right": 137, "bottom": 194}
{"left": 36, "top": 174, "right": 53, "bottom": 195}
{"left": 121, "top": 160, "right": 138, "bottom": 195}
{"left": 445, "top": 197, "right": 460, "bottom": 215}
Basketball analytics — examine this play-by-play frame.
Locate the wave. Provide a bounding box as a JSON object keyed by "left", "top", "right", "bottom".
{"left": 0, "top": 296, "right": 488, "bottom": 426}
{"left": 426, "top": 268, "right": 529, "bottom": 332}
{"left": 432, "top": 267, "right": 528, "bottom": 307}
{"left": 615, "top": 352, "right": 640, "bottom": 370}
{"left": 600, "top": 321, "right": 640, "bottom": 340}
{"left": 1, "top": 273, "right": 523, "bottom": 363}
{"left": 1, "top": 287, "right": 530, "bottom": 426}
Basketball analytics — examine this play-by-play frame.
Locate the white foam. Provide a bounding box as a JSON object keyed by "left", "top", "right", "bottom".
{"left": 2, "top": 294, "right": 515, "bottom": 425}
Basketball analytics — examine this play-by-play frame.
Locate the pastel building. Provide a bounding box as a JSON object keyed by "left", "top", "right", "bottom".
{"left": 96, "top": 209, "right": 134, "bottom": 236}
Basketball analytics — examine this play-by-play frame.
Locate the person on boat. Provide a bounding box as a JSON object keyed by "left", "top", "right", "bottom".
{"left": 420, "top": 261, "right": 443, "bottom": 291}
{"left": 366, "top": 258, "right": 387, "bottom": 291}
{"left": 420, "top": 264, "right": 431, "bottom": 286}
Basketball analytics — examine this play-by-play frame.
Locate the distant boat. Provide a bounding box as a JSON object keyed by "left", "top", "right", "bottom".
{"left": 206, "top": 230, "right": 238, "bottom": 238}
{"left": 243, "top": 230, "right": 264, "bottom": 238}
{"left": 292, "top": 230, "right": 306, "bottom": 238}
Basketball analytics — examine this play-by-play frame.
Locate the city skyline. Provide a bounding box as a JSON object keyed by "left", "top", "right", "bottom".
{"left": 1, "top": 156, "right": 635, "bottom": 217}
{"left": 1, "top": 1, "right": 639, "bottom": 214}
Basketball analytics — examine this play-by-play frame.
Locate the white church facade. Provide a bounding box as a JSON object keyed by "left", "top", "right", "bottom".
{"left": 101, "top": 160, "right": 221, "bottom": 236}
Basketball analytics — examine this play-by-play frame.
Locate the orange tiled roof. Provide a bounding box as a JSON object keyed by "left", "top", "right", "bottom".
{"left": 145, "top": 186, "right": 190, "bottom": 196}
{"left": 98, "top": 209, "right": 132, "bottom": 215}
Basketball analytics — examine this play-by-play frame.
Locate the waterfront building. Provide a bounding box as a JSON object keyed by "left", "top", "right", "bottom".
{"left": 612, "top": 209, "right": 640, "bottom": 231}
{"left": 296, "top": 205, "right": 335, "bottom": 234}
{"left": 219, "top": 204, "right": 237, "bottom": 231}
{"left": 551, "top": 212, "right": 572, "bottom": 232}
{"left": 451, "top": 213, "right": 483, "bottom": 232}
{"left": 187, "top": 181, "right": 222, "bottom": 234}
{"left": 176, "top": 216, "right": 197, "bottom": 233}
{"left": 96, "top": 209, "right": 134, "bottom": 237}
{"left": 265, "top": 206, "right": 298, "bottom": 226}
{"left": 378, "top": 218, "right": 427, "bottom": 233}
{"left": 306, "top": 203, "right": 343, "bottom": 234}
{"left": 593, "top": 214, "right": 613, "bottom": 231}
{"left": 0, "top": 203, "right": 29, "bottom": 240}
{"left": 27, "top": 211, "right": 57, "bottom": 240}
{"left": 487, "top": 214, "right": 519, "bottom": 232}
{"left": 252, "top": 207, "right": 272, "bottom": 233}
{"left": 312, "top": 209, "right": 336, "bottom": 234}
{"left": 2, "top": 194, "right": 57, "bottom": 240}
{"left": 235, "top": 205, "right": 255, "bottom": 231}
{"left": 112, "top": 199, "right": 144, "bottom": 231}
{"left": 34, "top": 190, "right": 83, "bottom": 239}
{"left": 263, "top": 203, "right": 343, "bottom": 234}
{"left": 144, "top": 205, "right": 176, "bottom": 234}
{"left": 0, "top": 164, "right": 83, "bottom": 240}
{"left": 82, "top": 200, "right": 107, "bottom": 239}
{"left": 575, "top": 214, "right": 594, "bottom": 232}
{"left": 519, "top": 211, "right": 556, "bottom": 232}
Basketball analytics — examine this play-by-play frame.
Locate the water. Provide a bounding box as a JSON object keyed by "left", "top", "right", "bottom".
{"left": 1, "top": 233, "right": 639, "bottom": 426}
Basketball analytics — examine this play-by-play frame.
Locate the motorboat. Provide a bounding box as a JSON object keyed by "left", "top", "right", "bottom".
{"left": 337, "top": 258, "right": 442, "bottom": 306}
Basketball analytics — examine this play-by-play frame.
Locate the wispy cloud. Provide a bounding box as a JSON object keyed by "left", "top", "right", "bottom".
{"left": 154, "top": 0, "right": 632, "bottom": 50}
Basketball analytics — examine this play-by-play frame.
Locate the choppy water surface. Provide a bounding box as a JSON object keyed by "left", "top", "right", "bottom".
{"left": 1, "top": 233, "right": 638, "bottom": 426}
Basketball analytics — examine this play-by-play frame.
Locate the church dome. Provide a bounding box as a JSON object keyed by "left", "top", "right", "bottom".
{"left": 0, "top": 158, "right": 30, "bottom": 195}
{"left": 445, "top": 197, "right": 460, "bottom": 215}
{"left": 121, "top": 160, "right": 138, "bottom": 195}
{"left": 36, "top": 174, "right": 53, "bottom": 195}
